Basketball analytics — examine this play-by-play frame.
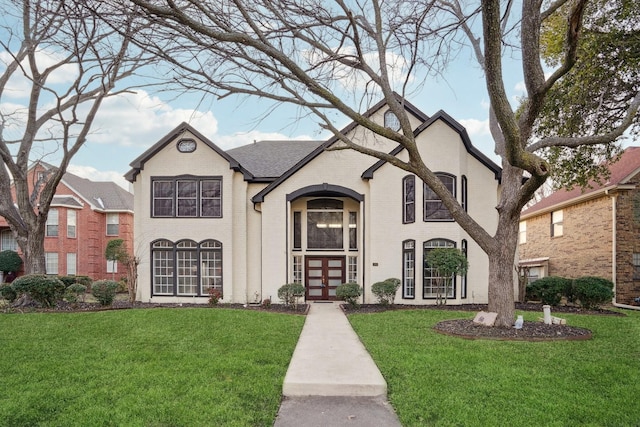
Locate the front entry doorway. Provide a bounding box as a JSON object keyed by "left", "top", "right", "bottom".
{"left": 305, "top": 256, "right": 345, "bottom": 300}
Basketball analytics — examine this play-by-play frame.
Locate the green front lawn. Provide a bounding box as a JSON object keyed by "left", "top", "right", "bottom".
{"left": 0, "top": 308, "right": 304, "bottom": 427}
{"left": 349, "top": 309, "right": 640, "bottom": 427}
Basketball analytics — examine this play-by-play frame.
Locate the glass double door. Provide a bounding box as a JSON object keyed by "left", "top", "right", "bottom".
{"left": 305, "top": 256, "right": 345, "bottom": 300}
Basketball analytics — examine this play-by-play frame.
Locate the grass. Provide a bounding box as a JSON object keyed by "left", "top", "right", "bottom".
{"left": 348, "top": 308, "right": 640, "bottom": 427}
{"left": 0, "top": 308, "right": 304, "bottom": 427}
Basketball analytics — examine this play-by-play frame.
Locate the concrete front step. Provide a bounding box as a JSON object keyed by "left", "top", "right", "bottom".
{"left": 282, "top": 302, "right": 387, "bottom": 397}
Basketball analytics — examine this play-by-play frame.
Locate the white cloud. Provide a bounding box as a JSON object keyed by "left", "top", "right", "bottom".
{"left": 459, "top": 118, "right": 490, "bottom": 137}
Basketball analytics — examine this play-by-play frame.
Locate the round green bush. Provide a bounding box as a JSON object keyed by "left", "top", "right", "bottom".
{"left": 336, "top": 283, "right": 362, "bottom": 307}
{"left": 277, "top": 283, "right": 305, "bottom": 306}
{"left": 573, "top": 276, "right": 614, "bottom": 309}
{"left": 0, "top": 250, "right": 22, "bottom": 273}
{"left": 11, "top": 274, "right": 66, "bottom": 307}
{"left": 64, "top": 283, "right": 87, "bottom": 303}
{"left": 91, "top": 280, "right": 119, "bottom": 306}
{"left": 526, "top": 276, "right": 570, "bottom": 306}
{"left": 371, "top": 278, "right": 400, "bottom": 305}
{"left": 0, "top": 284, "right": 17, "bottom": 303}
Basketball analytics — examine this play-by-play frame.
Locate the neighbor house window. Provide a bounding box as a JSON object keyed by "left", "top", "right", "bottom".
{"left": 67, "top": 253, "right": 77, "bottom": 275}
{"left": 519, "top": 221, "right": 527, "bottom": 244}
{"left": 402, "top": 240, "right": 415, "bottom": 299}
{"left": 424, "top": 174, "right": 455, "bottom": 221}
{"left": 107, "top": 260, "right": 118, "bottom": 274}
{"left": 46, "top": 208, "right": 59, "bottom": 237}
{"left": 106, "top": 213, "right": 119, "bottom": 236}
{"left": 423, "top": 239, "right": 456, "bottom": 299}
{"left": 151, "top": 239, "right": 223, "bottom": 297}
{"left": 67, "top": 210, "right": 77, "bottom": 238}
{"left": 551, "top": 210, "right": 563, "bottom": 237}
{"left": 45, "top": 252, "right": 58, "bottom": 275}
{"left": 307, "top": 199, "right": 343, "bottom": 249}
{"left": 403, "top": 175, "right": 415, "bottom": 223}
{"left": 1, "top": 230, "right": 17, "bottom": 251}
{"left": 633, "top": 253, "right": 640, "bottom": 280}
{"left": 152, "top": 177, "right": 222, "bottom": 218}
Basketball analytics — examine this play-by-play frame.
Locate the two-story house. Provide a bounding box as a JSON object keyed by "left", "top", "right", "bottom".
{"left": 519, "top": 146, "right": 640, "bottom": 306}
{"left": 125, "top": 98, "right": 502, "bottom": 305}
{"left": 0, "top": 162, "right": 134, "bottom": 281}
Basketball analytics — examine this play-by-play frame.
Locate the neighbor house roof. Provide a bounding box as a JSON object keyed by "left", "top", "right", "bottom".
{"left": 61, "top": 172, "right": 134, "bottom": 212}
{"left": 227, "top": 140, "right": 324, "bottom": 181}
{"left": 521, "top": 146, "right": 640, "bottom": 219}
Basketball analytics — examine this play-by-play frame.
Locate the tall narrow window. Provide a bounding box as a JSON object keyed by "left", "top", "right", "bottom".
{"left": 633, "top": 253, "right": 640, "bottom": 280}
{"left": 519, "top": 221, "right": 527, "bottom": 244}
{"left": 176, "top": 240, "right": 198, "bottom": 295}
{"left": 176, "top": 180, "right": 198, "bottom": 217}
{"left": 402, "top": 240, "right": 415, "bottom": 299}
{"left": 403, "top": 175, "right": 415, "bottom": 223}
{"left": 46, "top": 208, "right": 59, "bottom": 237}
{"left": 424, "top": 174, "right": 455, "bottom": 221}
{"left": 67, "top": 210, "right": 77, "bottom": 238}
{"left": 461, "top": 240, "right": 468, "bottom": 299}
{"left": 292, "top": 255, "right": 303, "bottom": 284}
{"left": 106, "top": 213, "right": 119, "bottom": 236}
{"left": 551, "top": 210, "right": 563, "bottom": 237}
{"left": 293, "top": 211, "right": 302, "bottom": 250}
{"left": 461, "top": 175, "right": 468, "bottom": 212}
{"left": 153, "top": 180, "right": 174, "bottom": 217}
{"left": 423, "top": 239, "right": 456, "bottom": 299}
{"left": 152, "top": 240, "right": 174, "bottom": 295}
{"left": 67, "top": 253, "right": 77, "bottom": 275}
{"left": 348, "top": 256, "right": 358, "bottom": 283}
{"left": 349, "top": 212, "right": 357, "bottom": 250}
{"left": 45, "top": 252, "right": 58, "bottom": 274}
{"left": 200, "top": 240, "right": 223, "bottom": 296}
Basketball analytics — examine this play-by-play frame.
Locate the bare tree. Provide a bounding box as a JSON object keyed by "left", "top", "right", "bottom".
{"left": 120, "top": 0, "right": 639, "bottom": 327}
{"left": 0, "top": 1, "right": 155, "bottom": 274}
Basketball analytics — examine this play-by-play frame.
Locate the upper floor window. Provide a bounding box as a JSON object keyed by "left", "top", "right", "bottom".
{"left": 551, "top": 210, "right": 563, "bottom": 237}
{"left": 461, "top": 175, "right": 468, "bottom": 212}
{"left": 519, "top": 221, "right": 526, "bottom": 244}
{"left": 403, "top": 175, "right": 415, "bottom": 223}
{"left": 46, "top": 209, "right": 59, "bottom": 237}
{"left": 384, "top": 110, "right": 400, "bottom": 131}
{"left": 67, "top": 210, "right": 77, "bottom": 238}
{"left": 424, "top": 174, "right": 455, "bottom": 221}
{"left": 307, "top": 199, "right": 343, "bottom": 250}
{"left": 106, "top": 213, "right": 119, "bottom": 236}
{"left": 152, "top": 177, "right": 222, "bottom": 218}
{"left": 349, "top": 212, "right": 357, "bottom": 250}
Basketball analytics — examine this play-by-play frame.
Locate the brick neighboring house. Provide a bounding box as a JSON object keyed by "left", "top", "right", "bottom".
{"left": 519, "top": 146, "right": 640, "bottom": 306}
{"left": 0, "top": 162, "right": 134, "bottom": 281}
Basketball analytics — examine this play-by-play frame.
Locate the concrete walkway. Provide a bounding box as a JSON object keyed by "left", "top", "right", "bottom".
{"left": 274, "top": 302, "right": 402, "bottom": 426}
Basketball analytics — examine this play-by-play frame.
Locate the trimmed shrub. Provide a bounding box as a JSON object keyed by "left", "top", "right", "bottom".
{"left": 91, "top": 280, "right": 118, "bottom": 306}
{"left": 573, "top": 276, "right": 614, "bottom": 309}
{"left": 57, "top": 276, "right": 78, "bottom": 287}
{"left": 0, "top": 250, "right": 22, "bottom": 274}
{"left": 371, "top": 278, "right": 400, "bottom": 305}
{"left": 64, "top": 283, "right": 87, "bottom": 303}
{"left": 208, "top": 288, "right": 222, "bottom": 305}
{"left": 74, "top": 276, "right": 93, "bottom": 288}
{"left": 526, "top": 276, "right": 570, "bottom": 306}
{"left": 277, "top": 283, "right": 305, "bottom": 307}
{"left": 0, "top": 284, "right": 17, "bottom": 303}
{"left": 336, "top": 283, "right": 362, "bottom": 307}
{"left": 11, "top": 274, "right": 66, "bottom": 307}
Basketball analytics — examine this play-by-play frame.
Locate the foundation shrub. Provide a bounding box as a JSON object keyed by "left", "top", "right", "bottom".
{"left": 208, "top": 288, "right": 222, "bottom": 305}
{"left": 573, "top": 276, "right": 614, "bottom": 309}
{"left": 0, "top": 283, "right": 17, "bottom": 303}
{"left": 91, "top": 280, "right": 118, "bottom": 306}
{"left": 64, "top": 283, "right": 87, "bottom": 303}
{"left": 11, "top": 275, "right": 65, "bottom": 307}
{"left": 371, "top": 278, "right": 400, "bottom": 305}
{"left": 336, "top": 283, "right": 362, "bottom": 307}
{"left": 526, "top": 276, "right": 569, "bottom": 306}
{"left": 278, "top": 283, "right": 305, "bottom": 307}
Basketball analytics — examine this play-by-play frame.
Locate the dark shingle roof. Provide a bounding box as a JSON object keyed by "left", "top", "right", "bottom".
{"left": 62, "top": 172, "right": 134, "bottom": 211}
{"left": 522, "top": 146, "right": 640, "bottom": 217}
{"left": 227, "top": 140, "right": 324, "bottom": 179}
{"left": 51, "top": 196, "right": 83, "bottom": 208}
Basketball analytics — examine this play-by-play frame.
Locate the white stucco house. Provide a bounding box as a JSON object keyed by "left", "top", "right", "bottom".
{"left": 125, "top": 97, "right": 501, "bottom": 305}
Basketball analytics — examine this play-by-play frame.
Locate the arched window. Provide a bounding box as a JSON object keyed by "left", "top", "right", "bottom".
{"left": 424, "top": 173, "right": 456, "bottom": 221}
{"left": 423, "top": 239, "right": 456, "bottom": 299}
{"left": 151, "top": 239, "right": 223, "bottom": 297}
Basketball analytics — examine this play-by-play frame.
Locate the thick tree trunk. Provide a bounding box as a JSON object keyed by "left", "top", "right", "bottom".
{"left": 487, "top": 245, "right": 517, "bottom": 328}
{"left": 17, "top": 226, "right": 46, "bottom": 275}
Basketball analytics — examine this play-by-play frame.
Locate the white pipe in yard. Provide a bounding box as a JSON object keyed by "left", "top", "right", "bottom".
{"left": 613, "top": 302, "right": 640, "bottom": 311}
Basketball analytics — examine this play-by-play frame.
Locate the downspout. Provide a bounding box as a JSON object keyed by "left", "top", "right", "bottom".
{"left": 606, "top": 190, "right": 640, "bottom": 311}
{"left": 253, "top": 201, "right": 263, "bottom": 302}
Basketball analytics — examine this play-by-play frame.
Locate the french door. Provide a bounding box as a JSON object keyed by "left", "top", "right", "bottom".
{"left": 305, "top": 256, "right": 345, "bottom": 300}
